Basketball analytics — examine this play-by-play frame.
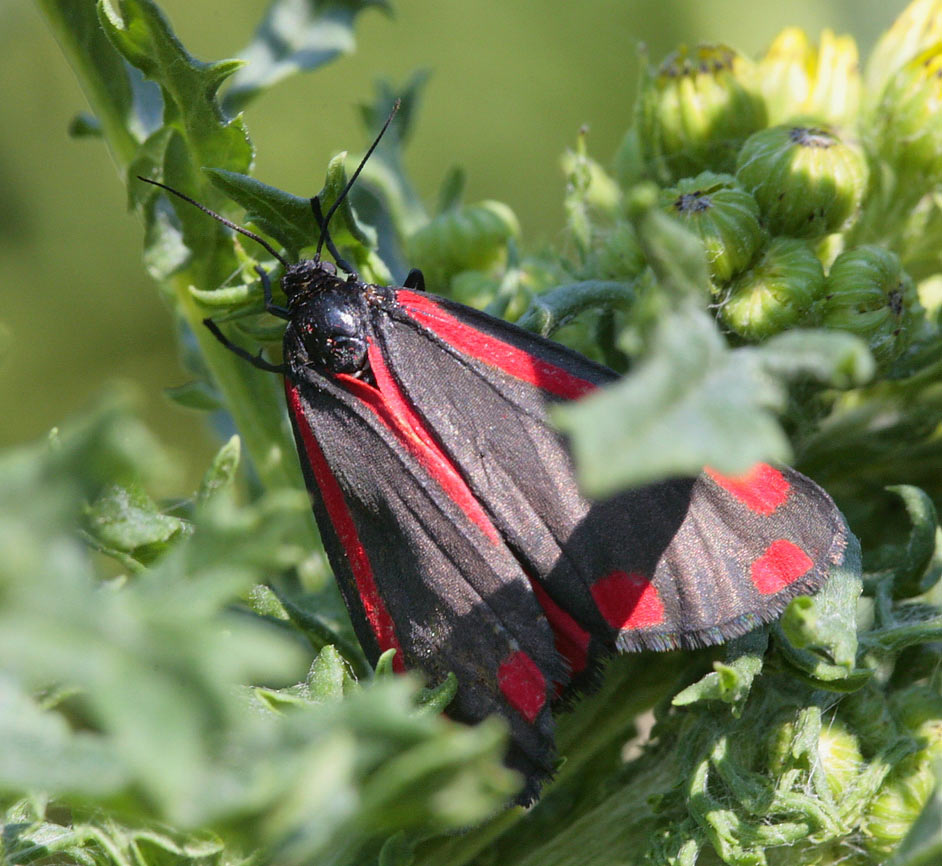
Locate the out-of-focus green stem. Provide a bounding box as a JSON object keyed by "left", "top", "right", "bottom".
{"left": 37, "top": 0, "right": 141, "bottom": 167}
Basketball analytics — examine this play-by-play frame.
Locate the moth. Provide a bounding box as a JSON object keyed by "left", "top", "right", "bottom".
{"left": 140, "top": 105, "right": 846, "bottom": 801}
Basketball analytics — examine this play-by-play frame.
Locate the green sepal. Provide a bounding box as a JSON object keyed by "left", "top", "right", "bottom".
{"left": 661, "top": 172, "right": 765, "bottom": 285}
{"left": 736, "top": 123, "right": 868, "bottom": 239}
{"left": 308, "top": 645, "right": 358, "bottom": 703}
{"left": 196, "top": 435, "right": 241, "bottom": 503}
{"left": 720, "top": 237, "right": 827, "bottom": 340}
{"left": 415, "top": 673, "right": 458, "bottom": 716}
{"left": 637, "top": 43, "right": 767, "bottom": 182}
{"left": 775, "top": 534, "right": 871, "bottom": 688}
{"left": 374, "top": 648, "right": 399, "bottom": 678}
{"left": 672, "top": 630, "right": 767, "bottom": 714}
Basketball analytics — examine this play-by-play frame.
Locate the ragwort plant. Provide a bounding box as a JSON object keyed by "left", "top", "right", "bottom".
{"left": 4, "top": 0, "right": 942, "bottom": 864}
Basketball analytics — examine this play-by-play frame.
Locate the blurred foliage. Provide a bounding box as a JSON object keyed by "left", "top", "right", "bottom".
{"left": 2, "top": 0, "right": 941, "bottom": 864}
{"left": 0, "top": 0, "right": 909, "bottom": 469}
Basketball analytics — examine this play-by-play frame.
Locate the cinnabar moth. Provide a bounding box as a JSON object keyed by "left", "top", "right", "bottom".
{"left": 140, "top": 106, "right": 846, "bottom": 803}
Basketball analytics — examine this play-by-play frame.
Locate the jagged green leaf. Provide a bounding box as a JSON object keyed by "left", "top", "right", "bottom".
{"left": 223, "top": 0, "right": 391, "bottom": 113}
{"left": 777, "top": 534, "right": 872, "bottom": 688}
{"left": 865, "top": 486, "right": 942, "bottom": 598}
{"left": 84, "top": 483, "right": 190, "bottom": 561}
{"left": 98, "top": 0, "right": 251, "bottom": 173}
{"left": 553, "top": 301, "right": 790, "bottom": 494}
{"left": 205, "top": 168, "right": 317, "bottom": 260}
{"left": 758, "top": 328, "right": 876, "bottom": 388}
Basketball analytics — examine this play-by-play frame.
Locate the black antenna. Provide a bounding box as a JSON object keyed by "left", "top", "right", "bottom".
{"left": 138, "top": 99, "right": 400, "bottom": 272}
{"left": 310, "top": 196, "right": 354, "bottom": 273}
{"left": 137, "top": 177, "right": 290, "bottom": 269}
{"left": 314, "top": 98, "right": 401, "bottom": 260}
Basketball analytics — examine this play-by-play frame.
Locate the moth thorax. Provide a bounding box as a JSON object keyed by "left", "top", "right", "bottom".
{"left": 298, "top": 289, "right": 370, "bottom": 375}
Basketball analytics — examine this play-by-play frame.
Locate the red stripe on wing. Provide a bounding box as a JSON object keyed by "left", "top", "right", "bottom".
{"left": 497, "top": 650, "right": 547, "bottom": 723}
{"left": 286, "top": 382, "right": 405, "bottom": 672}
{"left": 335, "top": 342, "right": 501, "bottom": 544}
{"left": 398, "top": 291, "right": 597, "bottom": 399}
{"left": 528, "top": 578, "right": 590, "bottom": 677}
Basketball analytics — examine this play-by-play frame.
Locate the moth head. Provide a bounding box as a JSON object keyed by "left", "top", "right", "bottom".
{"left": 281, "top": 259, "right": 346, "bottom": 303}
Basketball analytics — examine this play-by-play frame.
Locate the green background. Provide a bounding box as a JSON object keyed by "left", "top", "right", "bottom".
{"left": 0, "top": 0, "right": 907, "bottom": 483}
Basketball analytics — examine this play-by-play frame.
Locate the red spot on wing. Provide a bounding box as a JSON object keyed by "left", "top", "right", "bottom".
{"left": 591, "top": 570, "right": 665, "bottom": 630}
{"left": 398, "top": 291, "right": 596, "bottom": 400}
{"left": 336, "top": 344, "right": 500, "bottom": 544}
{"left": 497, "top": 651, "right": 547, "bottom": 723}
{"left": 529, "top": 579, "right": 590, "bottom": 676}
{"left": 286, "top": 382, "right": 405, "bottom": 672}
{"left": 751, "top": 539, "right": 813, "bottom": 595}
{"left": 706, "top": 464, "right": 791, "bottom": 516}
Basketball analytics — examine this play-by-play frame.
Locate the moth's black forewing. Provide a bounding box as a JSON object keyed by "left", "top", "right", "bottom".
{"left": 283, "top": 325, "right": 564, "bottom": 798}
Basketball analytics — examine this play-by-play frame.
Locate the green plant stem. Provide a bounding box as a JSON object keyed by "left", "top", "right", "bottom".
{"left": 516, "top": 280, "right": 637, "bottom": 336}
{"left": 36, "top": 0, "right": 314, "bottom": 516}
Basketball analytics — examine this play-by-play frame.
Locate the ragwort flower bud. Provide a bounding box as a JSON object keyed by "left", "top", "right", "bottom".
{"left": 757, "top": 28, "right": 815, "bottom": 124}
{"left": 736, "top": 123, "right": 868, "bottom": 238}
{"left": 862, "top": 753, "right": 936, "bottom": 858}
{"left": 758, "top": 28, "right": 861, "bottom": 126}
{"left": 448, "top": 270, "right": 501, "bottom": 310}
{"left": 808, "top": 30, "right": 862, "bottom": 126}
{"left": 871, "top": 44, "right": 942, "bottom": 188}
{"left": 866, "top": 0, "right": 942, "bottom": 103}
{"left": 817, "top": 720, "right": 865, "bottom": 801}
{"left": 638, "top": 44, "right": 767, "bottom": 182}
{"left": 817, "top": 245, "right": 918, "bottom": 366}
{"left": 891, "top": 684, "right": 942, "bottom": 759}
{"left": 406, "top": 201, "right": 519, "bottom": 290}
{"left": 720, "top": 237, "right": 825, "bottom": 339}
{"left": 661, "top": 172, "right": 765, "bottom": 284}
